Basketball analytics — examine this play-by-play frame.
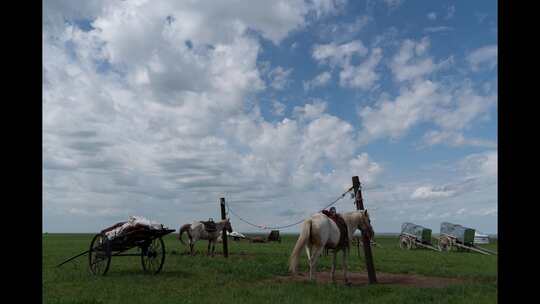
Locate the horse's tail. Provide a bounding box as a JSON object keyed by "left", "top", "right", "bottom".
{"left": 178, "top": 224, "right": 191, "bottom": 246}
{"left": 289, "top": 218, "right": 312, "bottom": 274}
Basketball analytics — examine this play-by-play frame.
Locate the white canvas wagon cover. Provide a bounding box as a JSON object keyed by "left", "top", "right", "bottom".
{"left": 440, "top": 222, "right": 476, "bottom": 244}
{"left": 401, "top": 222, "right": 432, "bottom": 243}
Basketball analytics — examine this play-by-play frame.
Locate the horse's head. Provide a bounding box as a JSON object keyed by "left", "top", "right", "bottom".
{"left": 224, "top": 218, "right": 233, "bottom": 233}
{"left": 358, "top": 210, "right": 374, "bottom": 240}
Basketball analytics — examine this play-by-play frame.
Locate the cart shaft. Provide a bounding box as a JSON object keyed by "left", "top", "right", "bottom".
{"left": 416, "top": 241, "right": 441, "bottom": 251}
{"left": 56, "top": 249, "right": 91, "bottom": 268}
{"left": 454, "top": 242, "right": 490, "bottom": 255}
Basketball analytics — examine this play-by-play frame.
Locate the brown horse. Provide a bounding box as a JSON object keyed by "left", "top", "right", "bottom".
{"left": 178, "top": 219, "right": 233, "bottom": 256}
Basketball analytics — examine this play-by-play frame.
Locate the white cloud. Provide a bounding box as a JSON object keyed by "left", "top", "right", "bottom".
{"left": 356, "top": 37, "right": 496, "bottom": 146}
{"left": 313, "top": 40, "right": 382, "bottom": 91}
{"left": 432, "top": 82, "right": 496, "bottom": 131}
{"left": 427, "top": 12, "right": 437, "bottom": 20}
{"left": 339, "top": 47, "right": 382, "bottom": 89}
{"left": 383, "top": 0, "right": 404, "bottom": 9}
{"left": 421, "top": 130, "right": 497, "bottom": 148}
{"left": 411, "top": 185, "right": 454, "bottom": 200}
{"left": 268, "top": 66, "right": 293, "bottom": 90}
{"left": 348, "top": 153, "right": 382, "bottom": 184}
{"left": 358, "top": 79, "right": 495, "bottom": 144}
{"left": 459, "top": 150, "right": 498, "bottom": 179}
{"left": 467, "top": 45, "right": 497, "bottom": 72}
{"left": 358, "top": 80, "right": 444, "bottom": 142}
{"left": 293, "top": 99, "right": 328, "bottom": 120}
{"left": 43, "top": 0, "right": 380, "bottom": 232}
{"left": 424, "top": 26, "right": 453, "bottom": 33}
{"left": 309, "top": 0, "right": 348, "bottom": 18}
{"left": 410, "top": 150, "right": 497, "bottom": 203}
{"left": 317, "top": 15, "right": 371, "bottom": 43}
{"left": 313, "top": 40, "right": 368, "bottom": 67}
{"left": 389, "top": 37, "right": 437, "bottom": 82}
{"left": 303, "top": 71, "right": 332, "bottom": 90}
{"left": 271, "top": 100, "right": 286, "bottom": 116}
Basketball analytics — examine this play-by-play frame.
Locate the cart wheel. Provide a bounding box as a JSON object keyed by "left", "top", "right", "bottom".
{"left": 141, "top": 237, "right": 165, "bottom": 274}
{"left": 399, "top": 235, "right": 406, "bottom": 249}
{"left": 89, "top": 234, "right": 111, "bottom": 275}
{"left": 438, "top": 236, "right": 450, "bottom": 252}
{"left": 399, "top": 236, "right": 412, "bottom": 250}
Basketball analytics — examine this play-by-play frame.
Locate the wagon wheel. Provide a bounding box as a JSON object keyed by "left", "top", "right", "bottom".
{"left": 141, "top": 237, "right": 166, "bottom": 274}
{"left": 88, "top": 234, "right": 111, "bottom": 275}
{"left": 438, "top": 236, "right": 450, "bottom": 252}
{"left": 399, "top": 235, "right": 406, "bottom": 249}
{"left": 399, "top": 235, "right": 412, "bottom": 250}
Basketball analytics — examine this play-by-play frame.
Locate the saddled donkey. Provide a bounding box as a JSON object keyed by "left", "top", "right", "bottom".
{"left": 178, "top": 219, "right": 233, "bottom": 256}
{"left": 289, "top": 210, "right": 374, "bottom": 284}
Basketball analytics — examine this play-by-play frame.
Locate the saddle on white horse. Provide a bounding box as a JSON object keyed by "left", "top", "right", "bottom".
{"left": 321, "top": 210, "right": 349, "bottom": 249}
{"left": 199, "top": 220, "right": 218, "bottom": 233}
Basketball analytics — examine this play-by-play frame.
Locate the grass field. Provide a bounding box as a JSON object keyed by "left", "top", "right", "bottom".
{"left": 43, "top": 233, "right": 497, "bottom": 304}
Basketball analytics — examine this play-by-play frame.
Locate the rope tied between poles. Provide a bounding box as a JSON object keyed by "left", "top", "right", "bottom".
{"left": 225, "top": 186, "right": 354, "bottom": 230}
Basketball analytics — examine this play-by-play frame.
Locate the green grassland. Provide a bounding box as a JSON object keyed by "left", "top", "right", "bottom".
{"left": 43, "top": 233, "right": 497, "bottom": 304}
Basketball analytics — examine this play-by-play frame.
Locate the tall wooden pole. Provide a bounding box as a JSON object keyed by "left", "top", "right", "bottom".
{"left": 352, "top": 176, "right": 377, "bottom": 284}
{"left": 220, "top": 197, "right": 229, "bottom": 258}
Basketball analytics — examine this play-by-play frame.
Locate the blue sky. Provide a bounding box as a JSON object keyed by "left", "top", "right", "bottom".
{"left": 43, "top": 0, "right": 497, "bottom": 234}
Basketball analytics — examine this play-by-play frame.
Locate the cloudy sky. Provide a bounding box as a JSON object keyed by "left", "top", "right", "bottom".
{"left": 43, "top": 0, "right": 497, "bottom": 234}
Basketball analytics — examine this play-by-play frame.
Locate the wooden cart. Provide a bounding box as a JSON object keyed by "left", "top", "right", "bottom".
{"left": 57, "top": 226, "right": 176, "bottom": 275}
{"left": 438, "top": 222, "right": 497, "bottom": 255}
{"left": 399, "top": 222, "right": 440, "bottom": 252}
{"left": 438, "top": 233, "right": 497, "bottom": 255}
{"left": 399, "top": 232, "right": 440, "bottom": 251}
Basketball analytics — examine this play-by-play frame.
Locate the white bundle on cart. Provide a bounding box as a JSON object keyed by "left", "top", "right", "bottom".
{"left": 103, "top": 216, "right": 168, "bottom": 240}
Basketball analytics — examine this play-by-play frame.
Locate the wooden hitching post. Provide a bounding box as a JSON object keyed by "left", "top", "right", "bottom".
{"left": 352, "top": 176, "right": 377, "bottom": 284}
{"left": 220, "top": 197, "right": 229, "bottom": 258}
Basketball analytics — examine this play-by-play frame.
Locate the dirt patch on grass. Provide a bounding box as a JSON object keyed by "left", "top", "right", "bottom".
{"left": 275, "top": 272, "right": 465, "bottom": 288}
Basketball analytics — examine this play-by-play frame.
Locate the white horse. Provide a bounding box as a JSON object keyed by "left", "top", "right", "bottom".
{"left": 178, "top": 219, "right": 233, "bottom": 256}
{"left": 289, "top": 210, "right": 374, "bottom": 284}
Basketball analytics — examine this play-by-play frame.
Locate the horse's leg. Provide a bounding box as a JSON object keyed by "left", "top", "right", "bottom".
{"left": 207, "top": 240, "right": 211, "bottom": 256}
{"left": 211, "top": 240, "right": 215, "bottom": 257}
{"left": 308, "top": 246, "right": 323, "bottom": 281}
{"left": 305, "top": 244, "right": 312, "bottom": 263}
{"left": 342, "top": 249, "right": 350, "bottom": 285}
{"left": 331, "top": 249, "right": 337, "bottom": 282}
{"left": 189, "top": 238, "right": 195, "bottom": 256}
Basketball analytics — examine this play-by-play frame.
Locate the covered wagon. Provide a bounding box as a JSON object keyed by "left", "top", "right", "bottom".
{"left": 438, "top": 222, "right": 496, "bottom": 255}
{"left": 399, "top": 222, "right": 439, "bottom": 251}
